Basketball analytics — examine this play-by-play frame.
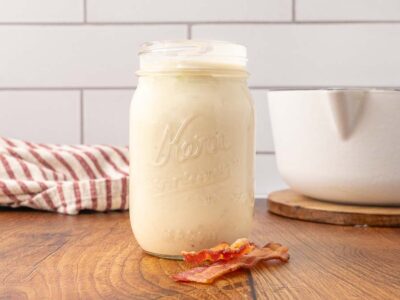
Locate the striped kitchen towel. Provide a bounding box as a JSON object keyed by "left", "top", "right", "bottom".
{"left": 0, "top": 137, "right": 129, "bottom": 215}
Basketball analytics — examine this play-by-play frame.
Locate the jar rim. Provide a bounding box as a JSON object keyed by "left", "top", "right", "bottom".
{"left": 139, "top": 40, "right": 247, "bottom": 58}
{"left": 138, "top": 40, "right": 248, "bottom": 74}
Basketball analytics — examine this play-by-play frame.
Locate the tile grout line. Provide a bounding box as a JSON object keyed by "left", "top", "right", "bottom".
{"left": 80, "top": 89, "right": 84, "bottom": 144}
{"left": 187, "top": 24, "right": 192, "bottom": 39}
{"left": 1, "top": 21, "right": 400, "bottom": 26}
{"left": 0, "top": 87, "right": 136, "bottom": 90}
{"left": 292, "top": 0, "right": 296, "bottom": 21}
{"left": 0, "top": 86, "right": 399, "bottom": 91}
{"left": 83, "top": 0, "right": 87, "bottom": 23}
{"left": 256, "top": 151, "right": 275, "bottom": 155}
{"left": 251, "top": 86, "right": 400, "bottom": 90}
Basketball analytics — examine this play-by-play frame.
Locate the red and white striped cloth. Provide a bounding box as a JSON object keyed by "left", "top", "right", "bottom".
{"left": 0, "top": 137, "right": 129, "bottom": 215}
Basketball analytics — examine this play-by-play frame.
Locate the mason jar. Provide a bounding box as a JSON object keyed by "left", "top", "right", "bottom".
{"left": 129, "top": 40, "right": 255, "bottom": 259}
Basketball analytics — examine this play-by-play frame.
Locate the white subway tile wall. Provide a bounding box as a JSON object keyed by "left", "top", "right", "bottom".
{"left": 1, "top": 0, "right": 400, "bottom": 196}
{"left": 0, "top": 91, "right": 80, "bottom": 144}
{"left": 87, "top": 0, "right": 292, "bottom": 22}
{"left": 193, "top": 24, "right": 400, "bottom": 87}
{"left": 255, "top": 155, "right": 286, "bottom": 197}
{"left": 0, "top": 0, "right": 83, "bottom": 23}
{"left": 252, "top": 90, "right": 274, "bottom": 152}
{"left": 0, "top": 26, "right": 186, "bottom": 87}
{"left": 84, "top": 90, "right": 133, "bottom": 145}
{"left": 297, "top": 0, "right": 400, "bottom": 21}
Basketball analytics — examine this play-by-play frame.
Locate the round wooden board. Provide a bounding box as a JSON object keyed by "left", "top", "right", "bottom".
{"left": 267, "top": 189, "right": 400, "bottom": 227}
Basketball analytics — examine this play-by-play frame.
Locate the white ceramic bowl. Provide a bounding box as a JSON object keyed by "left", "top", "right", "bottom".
{"left": 268, "top": 89, "right": 400, "bottom": 206}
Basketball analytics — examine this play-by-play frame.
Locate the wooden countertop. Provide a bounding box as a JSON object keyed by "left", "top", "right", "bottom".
{"left": 1, "top": 200, "right": 399, "bottom": 299}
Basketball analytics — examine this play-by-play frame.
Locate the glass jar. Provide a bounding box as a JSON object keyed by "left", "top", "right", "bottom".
{"left": 129, "top": 40, "right": 255, "bottom": 259}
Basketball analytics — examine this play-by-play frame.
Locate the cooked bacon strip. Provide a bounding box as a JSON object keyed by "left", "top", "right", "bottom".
{"left": 172, "top": 242, "right": 289, "bottom": 284}
{"left": 182, "top": 238, "right": 255, "bottom": 265}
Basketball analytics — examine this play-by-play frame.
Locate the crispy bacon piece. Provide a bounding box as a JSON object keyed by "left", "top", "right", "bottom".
{"left": 172, "top": 242, "right": 289, "bottom": 284}
{"left": 182, "top": 238, "right": 255, "bottom": 265}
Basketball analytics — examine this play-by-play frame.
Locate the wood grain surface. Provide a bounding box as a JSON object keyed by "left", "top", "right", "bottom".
{"left": 0, "top": 200, "right": 399, "bottom": 299}
{"left": 268, "top": 189, "right": 400, "bottom": 227}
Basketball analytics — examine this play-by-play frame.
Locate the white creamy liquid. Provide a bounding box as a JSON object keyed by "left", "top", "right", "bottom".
{"left": 130, "top": 61, "right": 254, "bottom": 257}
